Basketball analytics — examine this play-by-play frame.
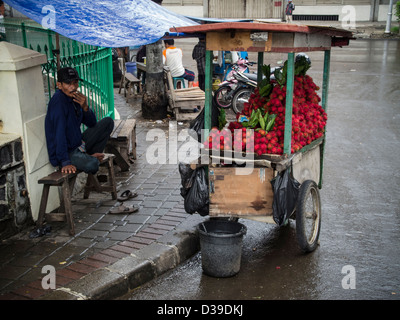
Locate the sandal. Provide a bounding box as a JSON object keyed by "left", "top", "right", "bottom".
{"left": 29, "top": 225, "right": 52, "bottom": 238}
{"left": 109, "top": 204, "right": 139, "bottom": 214}
{"left": 117, "top": 190, "right": 138, "bottom": 201}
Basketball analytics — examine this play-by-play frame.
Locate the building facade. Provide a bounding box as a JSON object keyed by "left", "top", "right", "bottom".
{"left": 162, "top": 0, "right": 396, "bottom": 22}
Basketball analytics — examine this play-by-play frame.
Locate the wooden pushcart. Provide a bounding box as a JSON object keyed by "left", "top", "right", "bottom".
{"left": 171, "top": 22, "right": 353, "bottom": 252}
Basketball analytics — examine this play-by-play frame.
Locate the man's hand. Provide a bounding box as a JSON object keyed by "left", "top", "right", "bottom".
{"left": 61, "top": 164, "right": 77, "bottom": 174}
{"left": 72, "top": 91, "right": 89, "bottom": 112}
{"left": 91, "top": 153, "right": 105, "bottom": 162}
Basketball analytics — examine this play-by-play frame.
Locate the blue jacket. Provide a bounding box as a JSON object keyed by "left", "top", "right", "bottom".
{"left": 45, "top": 89, "right": 97, "bottom": 168}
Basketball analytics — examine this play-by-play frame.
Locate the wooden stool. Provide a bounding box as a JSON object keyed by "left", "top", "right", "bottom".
{"left": 37, "top": 171, "right": 78, "bottom": 236}
{"left": 37, "top": 154, "right": 117, "bottom": 236}
{"left": 84, "top": 153, "right": 117, "bottom": 200}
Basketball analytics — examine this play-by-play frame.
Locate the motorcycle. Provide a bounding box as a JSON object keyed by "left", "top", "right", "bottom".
{"left": 213, "top": 59, "right": 257, "bottom": 114}
{"left": 229, "top": 70, "right": 259, "bottom": 114}
{"left": 214, "top": 53, "right": 310, "bottom": 115}
{"left": 214, "top": 59, "right": 282, "bottom": 114}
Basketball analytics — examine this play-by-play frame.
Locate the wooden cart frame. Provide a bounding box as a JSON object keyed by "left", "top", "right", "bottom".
{"left": 171, "top": 22, "right": 353, "bottom": 252}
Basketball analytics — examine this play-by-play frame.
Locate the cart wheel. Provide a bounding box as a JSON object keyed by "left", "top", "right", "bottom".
{"left": 296, "top": 180, "right": 321, "bottom": 253}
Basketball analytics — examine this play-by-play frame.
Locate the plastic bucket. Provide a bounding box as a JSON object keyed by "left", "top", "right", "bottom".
{"left": 197, "top": 220, "right": 247, "bottom": 278}
{"left": 126, "top": 62, "right": 137, "bottom": 76}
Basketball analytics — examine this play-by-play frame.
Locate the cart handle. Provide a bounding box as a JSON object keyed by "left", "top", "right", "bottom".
{"left": 209, "top": 155, "right": 272, "bottom": 168}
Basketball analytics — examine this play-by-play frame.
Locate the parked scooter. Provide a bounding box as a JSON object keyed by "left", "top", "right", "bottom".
{"left": 214, "top": 59, "right": 283, "bottom": 114}
{"left": 214, "top": 53, "right": 310, "bottom": 115}
{"left": 229, "top": 70, "right": 259, "bottom": 114}
{"left": 231, "top": 64, "right": 288, "bottom": 114}
{"left": 213, "top": 59, "right": 256, "bottom": 114}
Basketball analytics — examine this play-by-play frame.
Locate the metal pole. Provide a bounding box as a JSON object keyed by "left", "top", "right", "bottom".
{"left": 204, "top": 49, "right": 213, "bottom": 131}
{"left": 319, "top": 50, "right": 331, "bottom": 189}
{"left": 257, "top": 52, "right": 264, "bottom": 84}
{"left": 321, "top": 50, "right": 331, "bottom": 111}
{"left": 283, "top": 52, "right": 295, "bottom": 156}
{"left": 107, "top": 47, "right": 115, "bottom": 119}
{"left": 385, "top": 0, "right": 395, "bottom": 34}
{"left": 55, "top": 33, "right": 60, "bottom": 70}
{"left": 203, "top": 49, "right": 213, "bottom": 174}
{"left": 21, "top": 21, "right": 27, "bottom": 48}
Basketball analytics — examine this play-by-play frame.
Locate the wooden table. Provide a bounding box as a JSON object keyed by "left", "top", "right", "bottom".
{"left": 136, "top": 62, "right": 146, "bottom": 72}
{"left": 136, "top": 62, "right": 146, "bottom": 85}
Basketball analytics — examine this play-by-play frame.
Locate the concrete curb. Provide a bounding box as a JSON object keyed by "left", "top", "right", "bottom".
{"left": 39, "top": 214, "right": 207, "bottom": 300}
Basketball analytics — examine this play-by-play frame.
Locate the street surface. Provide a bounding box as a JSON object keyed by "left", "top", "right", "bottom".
{"left": 119, "top": 39, "right": 400, "bottom": 300}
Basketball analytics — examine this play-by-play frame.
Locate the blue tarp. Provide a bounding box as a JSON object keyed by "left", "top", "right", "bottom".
{"left": 4, "top": 0, "right": 198, "bottom": 47}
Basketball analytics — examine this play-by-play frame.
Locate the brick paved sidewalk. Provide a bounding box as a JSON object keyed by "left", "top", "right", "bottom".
{"left": 0, "top": 90, "right": 204, "bottom": 300}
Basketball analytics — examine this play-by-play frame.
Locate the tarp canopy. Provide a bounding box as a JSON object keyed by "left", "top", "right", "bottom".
{"left": 4, "top": 0, "right": 198, "bottom": 47}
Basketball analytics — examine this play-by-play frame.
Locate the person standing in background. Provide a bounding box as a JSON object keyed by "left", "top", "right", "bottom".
{"left": 285, "top": 0, "right": 295, "bottom": 23}
{"left": 192, "top": 38, "right": 206, "bottom": 91}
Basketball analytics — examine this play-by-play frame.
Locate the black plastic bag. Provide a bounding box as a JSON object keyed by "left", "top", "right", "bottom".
{"left": 271, "top": 169, "right": 300, "bottom": 226}
{"left": 179, "top": 162, "right": 195, "bottom": 198}
{"left": 179, "top": 164, "right": 209, "bottom": 216}
{"left": 189, "top": 100, "right": 220, "bottom": 142}
{"left": 189, "top": 109, "right": 205, "bottom": 143}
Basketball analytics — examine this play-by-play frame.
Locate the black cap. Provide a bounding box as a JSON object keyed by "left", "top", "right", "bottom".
{"left": 57, "top": 67, "right": 84, "bottom": 83}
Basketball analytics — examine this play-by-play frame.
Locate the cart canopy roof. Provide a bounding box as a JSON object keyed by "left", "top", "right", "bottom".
{"left": 171, "top": 22, "right": 353, "bottom": 37}
{"left": 4, "top": 0, "right": 198, "bottom": 47}
{"left": 171, "top": 22, "right": 353, "bottom": 52}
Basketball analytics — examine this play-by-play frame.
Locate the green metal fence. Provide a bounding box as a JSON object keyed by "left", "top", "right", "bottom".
{"left": 3, "top": 18, "right": 114, "bottom": 120}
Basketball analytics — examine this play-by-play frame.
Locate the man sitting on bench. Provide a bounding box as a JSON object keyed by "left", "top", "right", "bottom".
{"left": 45, "top": 67, "right": 114, "bottom": 175}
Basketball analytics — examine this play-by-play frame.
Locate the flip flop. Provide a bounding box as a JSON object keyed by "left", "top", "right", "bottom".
{"left": 29, "top": 225, "right": 52, "bottom": 238}
{"left": 117, "top": 190, "right": 138, "bottom": 201}
{"left": 109, "top": 204, "right": 139, "bottom": 214}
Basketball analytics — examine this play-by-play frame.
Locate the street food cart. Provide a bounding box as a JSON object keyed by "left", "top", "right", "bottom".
{"left": 172, "top": 22, "right": 353, "bottom": 253}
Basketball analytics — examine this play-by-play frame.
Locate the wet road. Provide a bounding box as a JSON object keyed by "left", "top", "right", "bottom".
{"left": 119, "top": 40, "right": 400, "bottom": 300}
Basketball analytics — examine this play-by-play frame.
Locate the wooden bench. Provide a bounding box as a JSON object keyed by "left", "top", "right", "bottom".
{"left": 106, "top": 119, "right": 136, "bottom": 172}
{"left": 36, "top": 154, "right": 117, "bottom": 236}
{"left": 135, "top": 64, "right": 204, "bottom": 121}
{"left": 164, "top": 68, "right": 205, "bottom": 121}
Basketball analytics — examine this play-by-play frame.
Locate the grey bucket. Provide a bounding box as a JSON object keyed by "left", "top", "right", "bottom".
{"left": 197, "top": 220, "right": 247, "bottom": 278}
